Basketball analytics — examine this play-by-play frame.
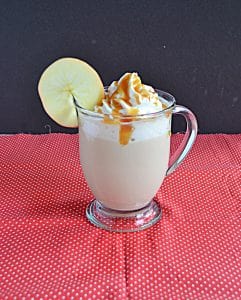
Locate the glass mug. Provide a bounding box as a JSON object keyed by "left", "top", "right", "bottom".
{"left": 75, "top": 89, "right": 198, "bottom": 232}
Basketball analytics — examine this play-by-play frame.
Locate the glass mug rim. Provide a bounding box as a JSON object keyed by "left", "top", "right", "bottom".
{"left": 74, "top": 88, "right": 176, "bottom": 121}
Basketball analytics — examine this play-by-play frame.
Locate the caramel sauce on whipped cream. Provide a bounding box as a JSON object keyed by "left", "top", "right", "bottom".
{"left": 95, "top": 73, "right": 163, "bottom": 145}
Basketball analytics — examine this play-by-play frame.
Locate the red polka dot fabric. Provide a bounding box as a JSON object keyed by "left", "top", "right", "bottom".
{"left": 0, "top": 133, "right": 240, "bottom": 300}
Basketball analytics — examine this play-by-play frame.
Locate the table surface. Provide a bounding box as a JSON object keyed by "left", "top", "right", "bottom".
{"left": 0, "top": 133, "right": 240, "bottom": 300}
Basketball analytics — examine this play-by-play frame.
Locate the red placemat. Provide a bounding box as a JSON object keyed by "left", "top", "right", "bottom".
{"left": 0, "top": 134, "right": 240, "bottom": 300}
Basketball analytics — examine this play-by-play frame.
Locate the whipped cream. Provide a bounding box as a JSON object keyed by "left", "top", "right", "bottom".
{"left": 93, "top": 72, "right": 168, "bottom": 145}
{"left": 95, "top": 73, "right": 163, "bottom": 116}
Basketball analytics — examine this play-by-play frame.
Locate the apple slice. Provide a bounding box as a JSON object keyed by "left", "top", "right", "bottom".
{"left": 38, "top": 57, "right": 104, "bottom": 127}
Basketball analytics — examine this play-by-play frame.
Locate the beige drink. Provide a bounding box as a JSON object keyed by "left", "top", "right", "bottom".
{"left": 79, "top": 72, "right": 172, "bottom": 214}
{"left": 79, "top": 118, "right": 170, "bottom": 211}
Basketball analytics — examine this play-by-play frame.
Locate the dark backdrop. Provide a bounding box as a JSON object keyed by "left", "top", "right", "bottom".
{"left": 0, "top": 0, "right": 240, "bottom": 134}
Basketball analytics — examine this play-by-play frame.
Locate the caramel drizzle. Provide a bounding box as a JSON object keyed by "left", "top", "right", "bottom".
{"left": 101, "top": 74, "right": 138, "bottom": 145}
{"left": 99, "top": 73, "right": 164, "bottom": 145}
{"left": 119, "top": 123, "right": 134, "bottom": 145}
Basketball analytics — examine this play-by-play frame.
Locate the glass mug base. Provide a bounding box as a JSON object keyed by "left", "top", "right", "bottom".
{"left": 86, "top": 199, "right": 162, "bottom": 232}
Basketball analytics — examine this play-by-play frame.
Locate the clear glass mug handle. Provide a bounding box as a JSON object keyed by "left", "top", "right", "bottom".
{"left": 166, "top": 105, "right": 198, "bottom": 176}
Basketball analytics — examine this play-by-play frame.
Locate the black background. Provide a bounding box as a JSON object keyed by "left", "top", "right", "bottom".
{"left": 0, "top": 0, "right": 240, "bottom": 134}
